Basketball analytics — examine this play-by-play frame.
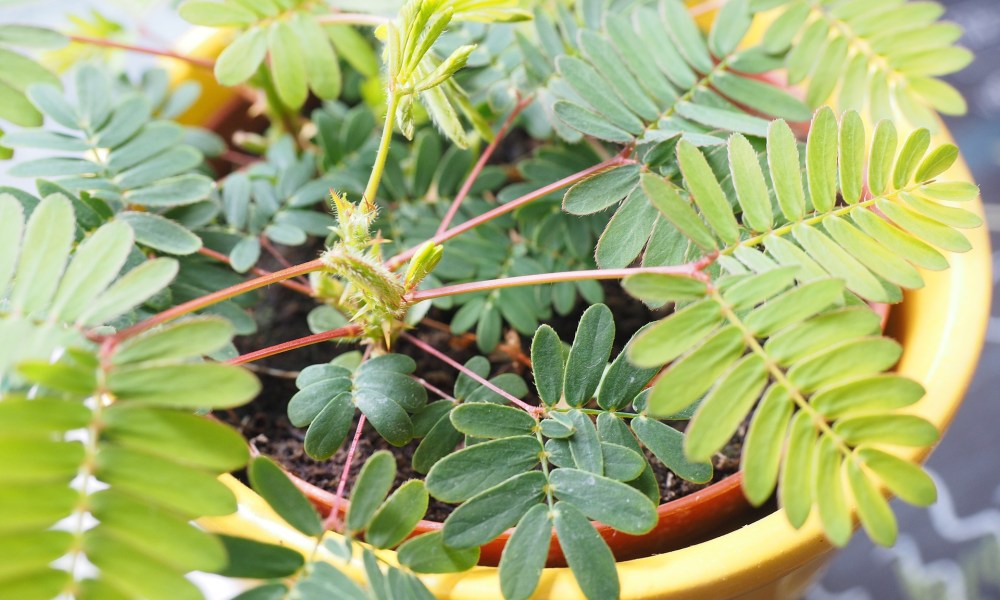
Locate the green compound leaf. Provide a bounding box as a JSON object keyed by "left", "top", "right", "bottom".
{"left": 450, "top": 403, "right": 536, "bottom": 439}
{"left": 629, "top": 299, "right": 724, "bottom": 368}
{"left": 632, "top": 416, "right": 712, "bottom": 484}
{"left": 499, "top": 504, "right": 551, "bottom": 600}
{"left": 397, "top": 531, "right": 480, "bottom": 574}
{"left": 346, "top": 451, "right": 396, "bottom": 534}
{"left": 248, "top": 456, "right": 322, "bottom": 537}
{"left": 644, "top": 110, "right": 971, "bottom": 305}
{"left": 530, "top": 325, "right": 565, "bottom": 407}
{"left": 562, "top": 165, "right": 641, "bottom": 215}
{"left": 764, "top": 0, "right": 969, "bottom": 129}
{"left": 550, "top": 467, "right": 657, "bottom": 535}
{"left": 846, "top": 460, "right": 897, "bottom": 547}
{"left": 214, "top": 535, "right": 304, "bottom": 579}
{"left": 442, "top": 471, "right": 546, "bottom": 549}
{"left": 426, "top": 436, "right": 542, "bottom": 503}
{"left": 366, "top": 480, "right": 429, "bottom": 549}
{"left": 553, "top": 501, "right": 619, "bottom": 600}
{"left": 563, "top": 304, "right": 615, "bottom": 407}
{"left": 685, "top": 354, "right": 768, "bottom": 462}
{"left": 741, "top": 384, "right": 794, "bottom": 506}
{"left": 858, "top": 448, "right": 937, "bottom": 507}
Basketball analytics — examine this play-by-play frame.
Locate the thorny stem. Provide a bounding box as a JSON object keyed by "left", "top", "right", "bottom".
{"left": 323, "top": 414, "right": 368, "bottom": 531}
{"left": 114, "top": 259, "right": 324, "bottom": 341}
{"left": 385, "top": 153, "right": 635, "bottom": 270}
{"left": 435, "top": 95, "right": 533, "bottom": 235}
{"left": 363, "top": 91, "right": 401, "bottom": 206}
{"left": 67, "top": 34, "right": 215, "bottom": 68}
{"left": 400, "top": 332, "right": 544, "bottom": 416}
{"left": 197, "top": 247, "right": 314, "bottom": 297}
{"left": 407, "top": 259, "right": 716, "bottom": 303}
{"left": 227, "top": 325, "right": 363, "bottom": 366}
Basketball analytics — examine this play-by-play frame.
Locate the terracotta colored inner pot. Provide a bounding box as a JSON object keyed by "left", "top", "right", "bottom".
{"left": 292, "top": 469, "right": 756, "bottom": 567}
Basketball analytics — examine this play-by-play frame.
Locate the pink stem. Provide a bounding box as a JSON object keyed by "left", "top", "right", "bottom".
{"left": 415, "top": 377, "right": 458, "bottom": 403}
{"left": 68, "top": 34, "right": 214, "bottom": 69}
{"left": 384, "top": 154, "right": 634, "bottom": 271}
{"left": 226, "top": 325, "right": 363, "bottom": 365}
{"left": 198, "top": 247, "right": 314, "bottom": 297}
{"left": 435, "top": 96, "right": 533, "bottom": 236}
{"left": 114, "top": 259, "right": 325, "bottom": 342}
{"left": 259, "top": 235, "right": 312, "bottom": 289}
{"left": 407, "top": 260, "right": 716, "bottom": 303}
{"left": 401, "top": 332, "right": 543, "bottom": 416}
{"left": 323, "top": 414, "right": 367, "bottom": 531}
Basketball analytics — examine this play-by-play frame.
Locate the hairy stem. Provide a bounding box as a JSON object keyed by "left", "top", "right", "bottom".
{"left": 385, "top": 153, "right": 634, "bottom": 270}
{"left": 400, "top": 332, "right": 544, "bottom": 416}
{"left": 259, "top": 235, "right": 312, "bottom": 289}
{"left": 115, "top": 259, "right": 324, "bottom": 341}
{"left": 435, "top": 95, "right": 533, "bottom": 235}
{"left": 67, "top": 34, "right": 215, "bottom": 68}
{"left": 227, "top": 324, "right": 363, "bottom": 365}
{"left": 407, "top": 259, "right": 715, "bottom": 303}
{"left": 363, "top": 91, "right": 401, "bottom": 205}
{"left": 198, "top": 247, "right": 314, "bottom": 297}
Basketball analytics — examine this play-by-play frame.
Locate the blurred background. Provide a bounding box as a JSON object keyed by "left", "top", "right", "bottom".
{"left": 0, "top": 0, "right": 997, "bottom": 598}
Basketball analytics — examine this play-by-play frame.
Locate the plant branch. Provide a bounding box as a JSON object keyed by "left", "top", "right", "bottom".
{"left": 407, "top": 259, "right": 716, "bottom": 303}
{"left": 227, "top": 324, "right": 363, "bottom": 366}
{"left": 385, "top": 153, "right": 635, "bottom": 270}
{"left": 316, "top": 12, "right": 391, "bottom": 26}
{"left": 415, "top": 377, "right": 457, "bottom": 403}
{"left": 67, "top": 34, "right": 215, "bottom": 69}
{"left": 363, "top": 91, "right": 401, "bottom": 205}
{"left": 323, "top": 414, "right": 368, "bottom": 531}
{"left": 197, "top": 247, "right": 314, "bottom": 296}
{"left": 258, "top": 235, "right": 311, "bottom": 289}
{"left": 400, "top": 332, "right": 543, "bottom": 416}
{"left": 115, "top": 259, "right": 325, "bottom": 341}
{"left": 435, "top": 95, "right": 533, "bottom": 235}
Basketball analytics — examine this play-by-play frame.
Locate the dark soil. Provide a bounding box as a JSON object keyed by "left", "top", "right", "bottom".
{"left": 216, "top": 252, "right": 749, "bottom": 522}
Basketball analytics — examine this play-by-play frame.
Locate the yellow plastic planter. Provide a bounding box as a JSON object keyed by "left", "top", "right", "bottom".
{"left": 170, "top": 23, "right": 994, "bottom": 600}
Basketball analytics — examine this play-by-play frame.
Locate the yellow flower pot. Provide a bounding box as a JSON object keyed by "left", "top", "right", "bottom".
{"left": 170, "top": 19, "right": 994, "bottom": 600}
